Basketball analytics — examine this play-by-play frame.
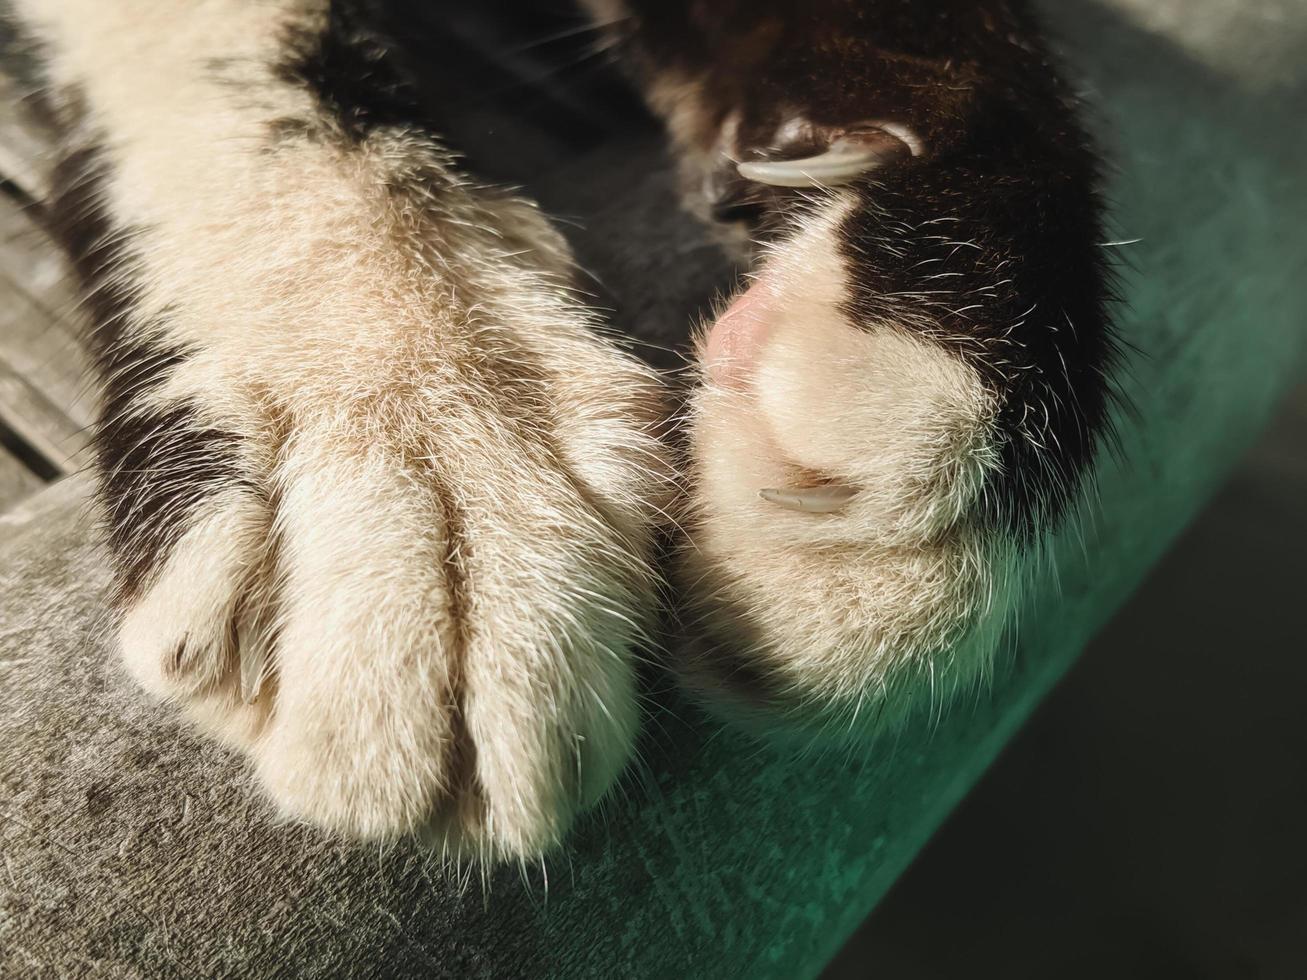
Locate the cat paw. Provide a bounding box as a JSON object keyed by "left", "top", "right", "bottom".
{"left": 108, "top": 318, "right": 668, "bottom": 860}
{"left": 681, "top": 195, "right": 1017, "bottom": 738}
{"left": 597, "top": 0, "right": 1111, "bottom": 741}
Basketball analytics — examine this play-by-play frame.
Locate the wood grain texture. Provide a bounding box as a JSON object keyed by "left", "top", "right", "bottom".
{"left": 0, "top": 68, "right": 52, "bottom": 201}
{"left": 0, "top": 193, "right": 95, "bottom": 435}
{"left": 0, "top": 354, "right": 89, "bottom": 475}
{"left": 0, "top": 53, "right": 93, "bottom": 481}
{"left": 0, "top": 440, "right": 41, "bottom": 506}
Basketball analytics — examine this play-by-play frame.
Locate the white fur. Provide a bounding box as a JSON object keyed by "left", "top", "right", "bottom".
{"left": 117, "top": 488, "right": 273, "bottom": 746}
{"left": 685, "top": 197, "right": 1012, "bottom": 732}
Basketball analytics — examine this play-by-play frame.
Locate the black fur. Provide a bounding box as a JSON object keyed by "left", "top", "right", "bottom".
{"left": 273, "top": 0, "right": 436, "bottom": 143}
{"left": 45, "top": 149, "right": 245, "bottom": 601}
{"left": 611, "top": 0, "right": 1118, "bottom": 536}
{"left": 95, "top": 402, "right": 245, "bottom": 602}
{"left": 839, "top": 154, "right": 1114, "bottom": 537}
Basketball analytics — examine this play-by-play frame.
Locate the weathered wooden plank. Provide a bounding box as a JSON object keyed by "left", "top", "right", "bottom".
{"left": 0, "top": 194, "right": 73, "bottom": 308}
{"left": 0, "top": 439, "right": 42, "bottom": 508}
{"left": 0, "top": 192, "right": 95, "bottom": 435}
{"left": 0, "top": 352, "right": 90, "bottom": 476}
{"left": 0, "top": 64, "right": 53, "bottom": 201}
{"left": 0, "top": 53, "right": 93, "bottom": 485}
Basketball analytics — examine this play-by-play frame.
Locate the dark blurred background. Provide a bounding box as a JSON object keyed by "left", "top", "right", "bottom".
{"left": 825, "top": 382, "right": 1307, "bottom": 977}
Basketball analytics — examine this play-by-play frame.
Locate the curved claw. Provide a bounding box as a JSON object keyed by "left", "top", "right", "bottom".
{"left": 737, "top": 132, "right": 911, "bottom": 188}
{"left": 759, "top": 484, "right": 860, "bottom": 514}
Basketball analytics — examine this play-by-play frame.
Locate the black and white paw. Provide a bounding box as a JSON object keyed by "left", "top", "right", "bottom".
{"left": 680, "top": 105, "right": 1112, "bottom": 738}
{"left": 682, "top": 195, "right": 1017, "bottom": 736}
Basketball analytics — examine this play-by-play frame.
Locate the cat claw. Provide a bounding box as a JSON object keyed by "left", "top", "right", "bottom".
{"left": 759, "top": 484, "right": 860, "bottom": 513}
{"left": 737, "top": 131, "right": 911, "bottom": 188}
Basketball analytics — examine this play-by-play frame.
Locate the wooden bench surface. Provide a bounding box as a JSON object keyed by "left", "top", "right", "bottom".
{"left": 0, "top": 61, "right": 95, "bottom": 510}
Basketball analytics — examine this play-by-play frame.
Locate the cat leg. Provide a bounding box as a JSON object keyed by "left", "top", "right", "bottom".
{"left": 593, "top": 0, "right": 1117, "bottom": 737}
{"left": 20, "top": 0, "right": 670, "bottom": 858}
